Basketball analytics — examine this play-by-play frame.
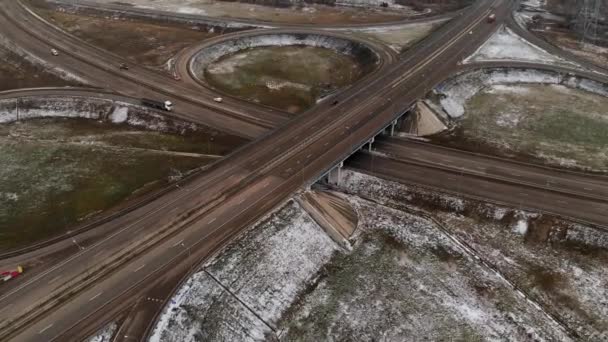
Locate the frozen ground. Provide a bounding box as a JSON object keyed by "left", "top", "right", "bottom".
{"left": 337, "top": 169, "right": 608, "bottom": 340}
{"left": 436, "top": 78, "right": 608, "bottom": 171}
{"left": 348, "top": 19, "right": 447, "bottom": 52}
{"left": 86, "top": 322, "right": 116, "bottom": 342}
{"left": 464, "top": 26, "right": 576, "bottom": 67}
{"left": 281, "top": 194, "right": 569, "bottom": 341}
{"left": 151, "top": 168, "right": 606, "bottom": 340}
{"left": 150, "top": 200, "right": 339, "bottom": 341}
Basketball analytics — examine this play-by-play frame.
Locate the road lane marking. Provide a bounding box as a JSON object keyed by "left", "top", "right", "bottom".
{"left": 557, "top": 200, "right": 568, "bottom": 205}
{"left": 306, "top": 154, "right": 312, "bottom": 159}
{"left": 208, "top": 217, "right": 217, "bottom": 224}
{"left": 47, "top": 275, "right": 61, "bottom": 285}
{"left": 133, "top": 264, "right": 145, "bottom": 273}
{"left": 3, "top": 1, "right": 502, "bottom": 314}
{"left": 89, "top": 292, "right": 103, "bottom": 301}
{"left": 173, "top": 239, "right": 184, "bottom": 247}
{"left": 39, "top": 324, "right": 53, "bottom": 334}
{"left": 93, "top": 249, "right": 105, "bottom": 259}
{"left": 584, "top": 187, "right": 593, "bottom": 191}
{"left": 519, "top": 193, "right": 529, "bottom": 197}
{"left": 389, "top": 7, "right": 491, "bottom": 89}
{"left": 0, "top": 304, "right": 12, "bottom": 315}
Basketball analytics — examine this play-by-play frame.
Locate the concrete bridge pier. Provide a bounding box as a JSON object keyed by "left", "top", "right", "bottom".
{"left": 368, "top": 137, "right": 375, "bottom": 152}
{"left": 389, "top": 119, "right": 397, "bottom": 136}
{"left": 327, "top": 161, "right": 344, "bottom": 186}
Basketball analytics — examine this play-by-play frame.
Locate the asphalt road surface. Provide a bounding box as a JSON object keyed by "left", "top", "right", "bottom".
{"left": 349, "top": 138, "right": 608, "bottom": 227}
{"left": 0, "top": 0, "right": 573, "bottom": 341}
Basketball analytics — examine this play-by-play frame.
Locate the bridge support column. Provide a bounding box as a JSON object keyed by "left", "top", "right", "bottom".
{"left": 390, "top": 119, "right": 397, "bottom": 136}
{"left": 327, "top": 161, "right": 344, "bottom": 186}
{"left": 368, "top": 137, "right": 375, "bottom": 152}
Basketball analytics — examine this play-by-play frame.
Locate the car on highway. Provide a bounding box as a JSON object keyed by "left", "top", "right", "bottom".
{"left": 213, "top": 97, "right": 223, "bottom": 103}
{"left": 119, "top": 63, "right": 129, "bottom": 70}
{"left": 50, "top": 48, "right": 59, "bottom": 56}
{"left": 2, "top": 266, "right": 23, "bottom": 282}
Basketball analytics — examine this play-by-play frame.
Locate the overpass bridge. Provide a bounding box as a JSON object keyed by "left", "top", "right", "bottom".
{"left": 0, "top": 0, "right": 514, "bottom": 340}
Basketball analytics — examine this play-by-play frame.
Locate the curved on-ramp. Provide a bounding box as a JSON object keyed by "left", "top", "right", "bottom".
{"left": 173, "top": 27, "right": 398, "bottom": 103}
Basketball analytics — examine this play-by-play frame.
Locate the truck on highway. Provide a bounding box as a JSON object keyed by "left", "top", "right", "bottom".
{"left": 141, "top": 98, "right": 173, "bottom": 111}
{"left": 2, "top": 266, "right": 23, "bottom": 282}
{"left": 487, "top": 13, "right": 496, "bottom": 23}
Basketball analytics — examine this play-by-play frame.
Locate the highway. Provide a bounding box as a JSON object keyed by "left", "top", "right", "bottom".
{"left": 350, "top": 137, "right": 608, "bottom": 226}
{"left": 3, "top": 0, "right": 607, "bottom": 340}
{"left": 0, "top": 0, "right": 511, "bottom": 340}
{"left": 0, "top": 0, "right": 289, "bottom": 138}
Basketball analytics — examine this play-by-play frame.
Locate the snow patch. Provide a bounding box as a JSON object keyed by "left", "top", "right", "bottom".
{"left": 190, "top": 33, "right": 378, "bottom": 81}
{"left": 109, "top": 106, "right": 128, "bottom": 123}
{"left": 513, "top": 219, "right": 529, "bottom": 236}
{"left": 86, "top": 322, "right": 117, "bottom": 342}
{"left": 435, "top": 68, "right": 608, "bottom": 119}
{"left": 150, "top": 201, "right": 339, "bottom": 341}
{"left": 464, "top": 26, "right": 576, "bottom": 67}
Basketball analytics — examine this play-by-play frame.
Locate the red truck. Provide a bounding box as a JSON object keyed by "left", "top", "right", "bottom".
{"left": 1, "top": 266, "right": 24, "bottom": 282}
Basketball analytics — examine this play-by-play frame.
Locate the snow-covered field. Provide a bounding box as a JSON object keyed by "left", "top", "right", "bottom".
{"left": 435, "top": 68, "right": 608, "bottom": 119}
{"left": 281, "top": 194, "right": 570, "bottom": 341}
{"left": 190, "top": 33, "right": 378, "bottom": 77}
{"left": 149, "top": 200, "right": 339, "bottom": 341}
{"left": 464, "top": 26, "right": 576, "bottom": 67}
{"left": 349, "top": 19, "right": 448, "bottom": 52}
{"left": 150, "top": 167, "right": 607, "bottom": 341}
{"left": 433, "top": 70, "right": 608, "bottom": 171}
{"left": 0, "top": 96, "right": 203, "bottom": 134}
{"left": 337, "top": 169, "right": 608, "bottom": 340}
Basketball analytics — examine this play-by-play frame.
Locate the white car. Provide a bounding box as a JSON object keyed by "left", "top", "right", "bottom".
{"left": 213, "top": 97, "right": 223, "bottom": 103}
{"left": 51, "top": 48, "right": 59, "bottom": 56}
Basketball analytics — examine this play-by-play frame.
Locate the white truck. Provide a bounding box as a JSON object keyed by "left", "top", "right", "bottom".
{"left": 142, "top": 98, "right": 173, "bottom": 111}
